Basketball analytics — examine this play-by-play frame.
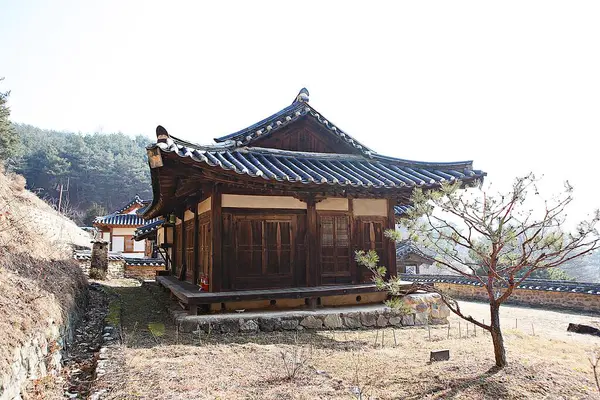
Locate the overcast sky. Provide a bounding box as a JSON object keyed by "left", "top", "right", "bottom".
{"left": 1, "top": 1, "right": 599, "bottom": 228}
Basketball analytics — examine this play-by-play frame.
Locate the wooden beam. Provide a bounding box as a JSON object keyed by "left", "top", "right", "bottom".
{"left": 306, "top": 196, "right": 318, "bottom": 287}
{"left": 211, "top": 184, "right": 223, "bottom": 292}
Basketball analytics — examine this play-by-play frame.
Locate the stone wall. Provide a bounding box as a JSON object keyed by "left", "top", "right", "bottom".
{"left": 1, "top": 291, "right": 88, "bottom": 400}
{"left": 124, "top": 264, "right": 164, "bottom": 280}
{"left": 401, "top": 274, "right": 600, "bottom": 313}
{"left": 170, "top": 292, "right": 451, "bottom": 334}
{"left": 77, "top": 259, "right": 125, "bottom": 280}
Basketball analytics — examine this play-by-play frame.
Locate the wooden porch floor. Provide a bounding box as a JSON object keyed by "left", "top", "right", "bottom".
{"left": 156, "top": 275, "right": 413, "bottom": 306}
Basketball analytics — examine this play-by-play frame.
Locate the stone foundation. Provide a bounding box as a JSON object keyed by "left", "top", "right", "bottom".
{"left": 169, "top": 292, "right": 450, "bottom": 334}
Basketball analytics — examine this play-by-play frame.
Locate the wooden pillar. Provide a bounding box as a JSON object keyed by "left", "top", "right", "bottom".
{"left": 193, "top": 205, "right": 199, "bottom": 285}
{"left": 211, "top": 185, "right": 222, "bottom": 292}
{"left": 163, "top": 225, "right": 170, "bottom": 271}
{"left": 386, "top": 199, "right": 398, "bottom": 278}
{"left": 306, "top": 197, "right": 319, "bottom": 286}
{"left": 171, "top": 221, "right": 177, "bottom": 277}
{"left": 179, "top": 210, "right": 186, "bottom": 280}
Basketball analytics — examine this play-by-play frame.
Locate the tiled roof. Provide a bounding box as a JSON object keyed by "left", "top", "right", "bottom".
{"left": 95, "top": 213, "right": 159, "bottom": 227}
{"left": 394, "top": 205, "right": 412, "bottom": 217}
{"left": 400, "top": 274, "right": 600, "bottom": 295}
{"left": 74, "top": 250, "right": 123, "bottom": 261}
{"left": 124, "top": 257, "right": 165, "bottom": 267}
{"left": 113, "top": 195, "right": 147, "bottom": 214}
{"left": 155, "top": 141, "right": 484, "bottom": 190}
{"left": 214, "top": 88, "right": 374, "bottom": 156}
{"left": 396, "top": 240, "right": 433, "bottom": 261}
{"left": 134, "top": 219, "right": 164, "bottom": 241}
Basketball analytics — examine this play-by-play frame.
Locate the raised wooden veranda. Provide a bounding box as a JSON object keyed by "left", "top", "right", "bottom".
{"left": 156, "top": 275, "right": 414, "bottom": 315}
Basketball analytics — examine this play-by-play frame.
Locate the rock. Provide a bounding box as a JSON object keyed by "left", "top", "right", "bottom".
{"left": 220, "top": 319, "right": 240, "bottom": 334}
{"left": 388, "top": 316, "right": 402, "bottom": 326}
{"left": 323, "top": 314, "right": 343, "bottom": 329}
{"left": 431, "top": 303, "right": 450, "bottom": 319}
{"left": 360, "top": 312, "right": 377, "bottom": 327}
{"left": 343, "top": 313, "right": 362, "bottom": 329}
{"left": 401, "top": 314, "right": 414, "bottom": 326}
{"left": 239, "top": 319, "right": 259, "bottom": 333}
{"left": 281, "top": 319, "right": 299, "bottom": 330}
{"left": 414, "top": 312, "right": 429, "bottom": 326}
{"left": 258, "top": 317, "right": 281, "bottom": 332}
{"left": 300, "top": 316, "right": 323, "bottom": 329}
{"left": 376, "top": 315, "right": 388, "bottom": 327}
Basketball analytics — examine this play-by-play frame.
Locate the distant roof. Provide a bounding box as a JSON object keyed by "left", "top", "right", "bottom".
{"left": 94, "top": 196, "right": 156, "bottom": 228}
{"left": 74, "top": 250, "right": 123, "bottom": 261}
{"left": 124, "top": 257, "right": 165, "bottom": 267}
{"left": 95, "top": 214, "right": 158, "bottom": 227}
{"left": 396, "top": 240, "right": 435, "bottom": 263}
{"left": 113, "top": 195, "right": 148, "bottom": 214}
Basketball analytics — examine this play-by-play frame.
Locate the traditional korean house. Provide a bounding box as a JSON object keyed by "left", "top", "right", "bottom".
{"left": 143, "top": 89, "right": 486, "bottom": 313}
{"left": 94, "top": 196, "right": 160, "bottom": 258}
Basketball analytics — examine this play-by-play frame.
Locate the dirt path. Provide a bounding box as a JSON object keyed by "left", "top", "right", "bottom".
{"left": 90, "top": 281, "right": 600, "bottom": 399}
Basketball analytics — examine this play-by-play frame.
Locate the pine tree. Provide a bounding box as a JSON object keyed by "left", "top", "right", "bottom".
{"left": 0, "top": 78, "right": 21, "bottom": 165}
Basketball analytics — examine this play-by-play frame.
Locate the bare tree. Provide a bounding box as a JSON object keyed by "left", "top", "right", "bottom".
{"left": 358, "top": 174, "right": 600, "bottom": 368}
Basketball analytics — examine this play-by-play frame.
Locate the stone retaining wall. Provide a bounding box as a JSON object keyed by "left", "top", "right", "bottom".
{"left": 1, "top": 291, "right": 88, "bottom": 400}
{"left": 401, "top": 274, "right": 600, "bottom": 313}
{"left": 169, "top": 292, "right": 451, "bottom": 334}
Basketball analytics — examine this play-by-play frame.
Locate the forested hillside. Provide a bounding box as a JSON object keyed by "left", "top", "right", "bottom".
{"left": 9, "top": 123, "right": 152, "bottom": 224}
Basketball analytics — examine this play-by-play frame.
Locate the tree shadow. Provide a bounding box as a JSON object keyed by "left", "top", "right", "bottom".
{"left": 104, "top": 282, "right": 359, "bottom": 350}
{"left": 404, "top": 365, "right": 506, "bottom": 400}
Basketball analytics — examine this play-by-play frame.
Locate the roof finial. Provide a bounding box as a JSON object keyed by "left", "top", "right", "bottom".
{"left": 156, "top": 125, "right": 169, "bottom": 143}
{"left": 294, "top": 88, "right": 309, "bottom": 104}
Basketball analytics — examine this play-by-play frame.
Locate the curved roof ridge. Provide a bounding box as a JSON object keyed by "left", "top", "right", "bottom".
{"left": 211, "top": 89, "right": 373, "bottom": 155}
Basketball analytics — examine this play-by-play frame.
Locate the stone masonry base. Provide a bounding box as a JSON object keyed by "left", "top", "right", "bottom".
{"left": 167, "top": 292, "right": 451, "bottom": 334}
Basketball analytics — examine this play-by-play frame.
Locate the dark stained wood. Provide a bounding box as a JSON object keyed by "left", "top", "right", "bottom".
{"left": 386, "top": 200, "right": 398, "bottom": 278}
{"left": 193, "top": 206, "right": 199, "bottom": 285}
{"left": 156, "top": 275, "right": 404, "bottom": 306}
{"left": 348, "top": 198, "right": 357, "bottom": 283}
{"left": 294, "top": 213, "right": 307, "bottom": 287}
{"left": 228, "top": 214, "right": 296, "bottom": 290}
{"left": 197, "top": 213, "right": 211, "bottom": 279}
{"left": 211, "top": 185, "right": 223, "bottom": 292}
{"left": 250, "top": 117, "right": 361, "bottom": 155}
{"left": 179, "top": 210, "right": 186, "bottom": 281}
{"left": 355, "top": 216, "right": 387, "bottom": 283}
{"left": 184, "top": 218, "right": 195, "bottom": 282}
{"left": 306, "top": 197, "right": 318, "bottom": 286}
{"left": 318, "top": 211, "right": 352, "bottom": 284}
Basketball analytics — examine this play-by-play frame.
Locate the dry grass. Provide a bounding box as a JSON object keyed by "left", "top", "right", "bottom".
{"left": 95, "top": 283, "right": 600, "bottom": 399}
{"left": 0, "top": 166, "right": 89, "bottom": 388}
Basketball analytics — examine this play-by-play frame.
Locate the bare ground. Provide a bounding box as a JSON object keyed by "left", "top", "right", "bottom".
{"left": 93, "top": 282, "right": 600, "bottom": 400}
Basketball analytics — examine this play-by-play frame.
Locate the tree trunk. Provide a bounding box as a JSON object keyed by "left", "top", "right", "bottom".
{"left": 489, "top": 303, "right": 507, "bottom": 367}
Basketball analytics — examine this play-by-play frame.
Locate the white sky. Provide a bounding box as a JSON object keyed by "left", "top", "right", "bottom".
{"left": 1, "top": 1, "right": 599, "bottom": 228}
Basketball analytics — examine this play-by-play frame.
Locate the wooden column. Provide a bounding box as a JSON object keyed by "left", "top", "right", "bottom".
{"left": 193, "top": 205, "right": 199, "bottom": 285}
{"left": 386, "top": 199, "right": 398, "bottom": 278}
{"left": 171, "top": 221, "right": 177, "bottom": 277}
{"left": 179, "top": 210, "right": 186, "bottom": 281}
{"left": 306, "top": 197, "right": 319, "bottom": 286}
{"left": 211, "top": 185, "right": 222, "bottom": 292}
